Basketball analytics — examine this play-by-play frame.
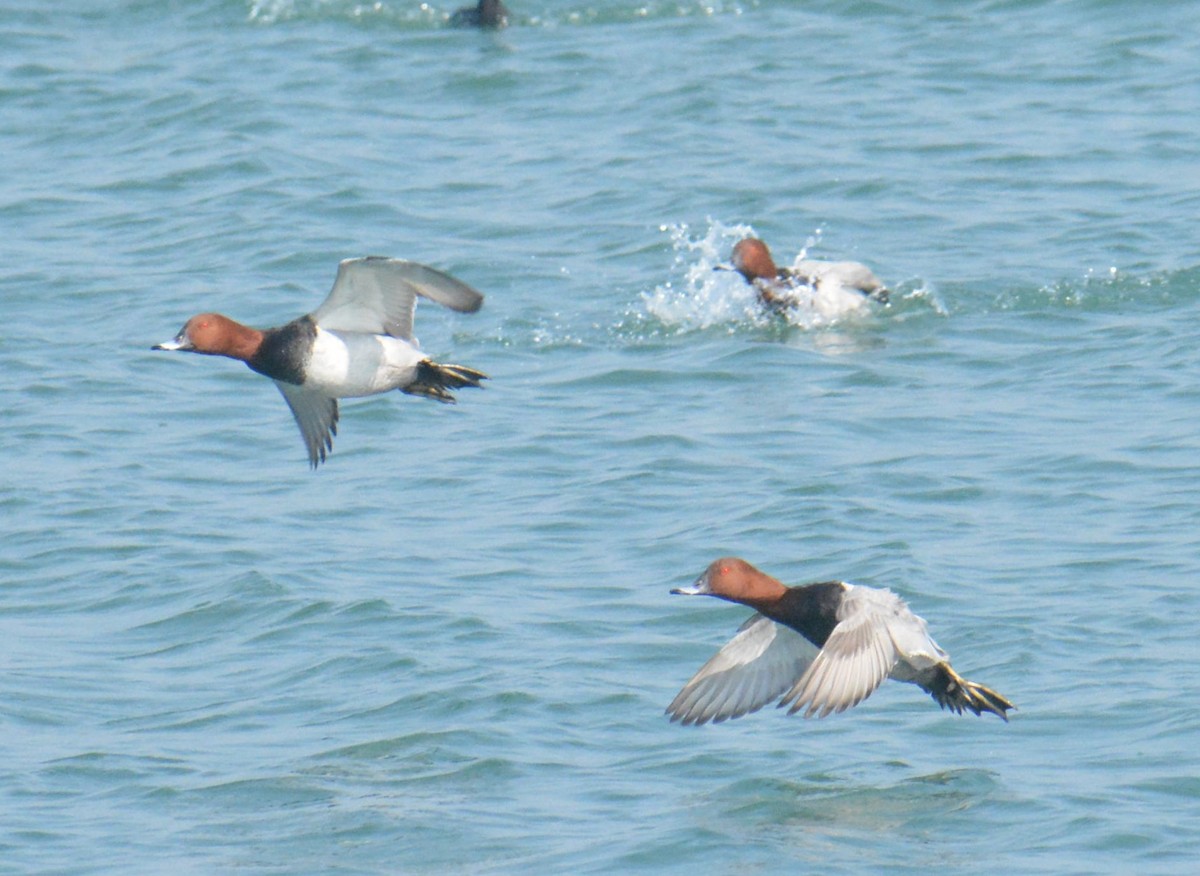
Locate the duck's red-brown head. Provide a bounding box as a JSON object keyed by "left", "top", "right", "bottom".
{"left": 153, "top": 313, "right": 263, "bottom": 362}
{"left": 671, "top": 557, "right": 788, "bottom": 607}
{"left": 728, "top": 238, "right": 781, "bottom": 283}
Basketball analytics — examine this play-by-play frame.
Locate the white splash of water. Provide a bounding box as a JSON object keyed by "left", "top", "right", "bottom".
{"left": 642, "top": 219, "right": 879, "bottom": 331}
{"left": 247, "top": 1, "right": 419, "bottom": 25}
{"left": 898, "top": 280, "right": 947, "bottom": 316}
{"left": 640, "top": 219, "right": 766, "bottom": 331}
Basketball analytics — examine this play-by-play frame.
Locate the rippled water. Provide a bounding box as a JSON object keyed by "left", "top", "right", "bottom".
{"left": 3, "top": 1, "right": 1200, "bottom": 872}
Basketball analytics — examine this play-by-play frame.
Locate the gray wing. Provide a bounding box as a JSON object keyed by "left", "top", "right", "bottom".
{"left": 275, "top": 381, "right": 339, "bottom": 468}
{"left": 667, "top": 614, "right": 818, "bottom": 726}
{"left": 312, "top": 257, "right": 484, "bottom": 340}
{"left": 779, "top": 586, "right": 900, "bottom": 718}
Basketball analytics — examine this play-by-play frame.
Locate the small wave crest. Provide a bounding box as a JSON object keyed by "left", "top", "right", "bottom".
{"left": 996, "top": 264, "right": 1200, "bottom": 313}
{"left": 246, "top": 1, "right": 755, "bottom": 27}
{"left": 247, "top": 0, "right": 439, "bottom": 26}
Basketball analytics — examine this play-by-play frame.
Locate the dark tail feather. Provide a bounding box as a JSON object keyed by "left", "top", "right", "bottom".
{"left": 402, "top": 359, "right": 488, "bottom": 403}
{"left": 925, "top": 663, "right": 1014, "bottom": 721}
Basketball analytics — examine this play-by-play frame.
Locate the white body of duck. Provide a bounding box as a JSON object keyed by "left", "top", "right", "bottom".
{"left": 722, "top": 237, "right": 888, "bottom": 319}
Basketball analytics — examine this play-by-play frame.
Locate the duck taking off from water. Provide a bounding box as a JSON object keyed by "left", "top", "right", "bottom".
{"left": 667, "top": 558, "right": 1014, "bottom": 725}
{"left": 719, "top": 237, "right": 889, "bottom": 315}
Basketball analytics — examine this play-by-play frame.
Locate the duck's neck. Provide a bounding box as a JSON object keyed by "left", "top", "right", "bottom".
{"left": 216, "top": 320, "right": 265, "bottom": 363}
{"left": 731, "top": 571, "right": 788, "bottom": 616}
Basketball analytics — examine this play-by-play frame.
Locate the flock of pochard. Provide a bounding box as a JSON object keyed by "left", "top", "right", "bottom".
{"left": 153, "top": 1, "right": 1014, "bottom": 730}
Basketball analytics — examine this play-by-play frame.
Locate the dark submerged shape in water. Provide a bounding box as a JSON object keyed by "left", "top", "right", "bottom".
{"left": 449, "top": 0, "right": 509, "bottom": 29}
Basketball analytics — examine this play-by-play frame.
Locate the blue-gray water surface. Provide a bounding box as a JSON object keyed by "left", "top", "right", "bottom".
{"left": 3, "top": 1, "right": 1200, "bottom": 873}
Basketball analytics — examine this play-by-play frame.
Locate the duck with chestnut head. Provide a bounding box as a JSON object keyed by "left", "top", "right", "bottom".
{"left": 667, "top": 557, "right": 1013, "bottom": 725}
{"left": 718, "top": 237, "right": 889, "bottom": 316}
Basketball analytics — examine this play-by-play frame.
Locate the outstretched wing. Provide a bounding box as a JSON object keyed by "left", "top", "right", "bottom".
{"left": 667, "top": 614, "right": 818, "bottom": 726}
{"left": 275, "top": 381, "right": 339, "bottom": 468}
{"left": 779, "top": 586, "right": 901, "bottom": 718}
{"left": 312, "top": 257, "right": 484, "bottom": 340}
